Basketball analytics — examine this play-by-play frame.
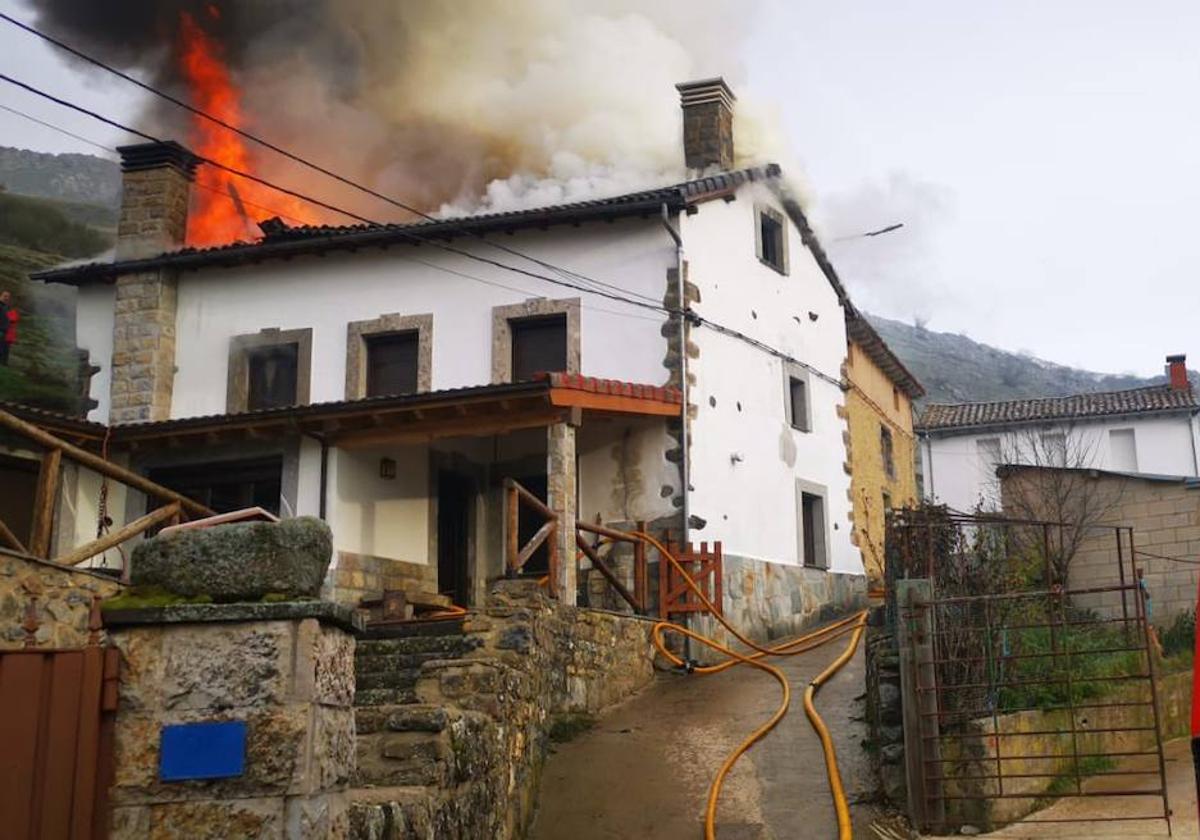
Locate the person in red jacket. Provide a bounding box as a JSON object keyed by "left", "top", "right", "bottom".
{"left": 0, "top": 290, "right": 18, "bottom": 366}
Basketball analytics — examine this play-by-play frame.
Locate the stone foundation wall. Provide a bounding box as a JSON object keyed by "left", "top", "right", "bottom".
{"left": 104, "top": 603, "right": 360, "bottom": 838}
{"left": 863, "top": 614, "right": 905, "bottom": 807}
{"left": 689, "top": 555, "right": 867, "bottom": 661}
{"left": 350, "top": 581, "right": 656, "bottom": 839}
{"left": 326, "top": 552, "right": 436, "bottom": 609}
{"left": 0, "top": 549, "right": 122, "bottom": 649}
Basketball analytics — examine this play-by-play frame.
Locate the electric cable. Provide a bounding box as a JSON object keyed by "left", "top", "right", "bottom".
{"left": 0, "top": 10, "right": 663, "bottom": 307}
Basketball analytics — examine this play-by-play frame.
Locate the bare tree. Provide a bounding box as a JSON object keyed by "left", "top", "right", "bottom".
{"left": 987, "top": 422, "right": 1126, "bottom": 586}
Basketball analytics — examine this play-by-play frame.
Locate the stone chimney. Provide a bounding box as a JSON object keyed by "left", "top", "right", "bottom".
{"left": 1166, "top": 354, "right": 1189, "bottom": 391}
{"left": 676, "top": 77, "right": 736, "bottom": 171}
{"left": 115, "top": 141, "right": 197, "bottom": 260}
{"left": 108, "top": 141, "right": 197, "bottom": 424}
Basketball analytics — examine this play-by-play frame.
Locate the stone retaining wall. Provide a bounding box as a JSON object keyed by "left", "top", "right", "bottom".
{"left": 103, "top": 602, "right": 361, "bottom": 838}
{"left": 690, "top": 556, "right": 867, "bottom": 662}
{"left": 0, "top": 548, "right": 122, "bottom": 649}
{"left": 326, "top": 552, "right": 436, "bottom": 610}
{"left": 350, "top": 580, "right": 657, "bottom": 839}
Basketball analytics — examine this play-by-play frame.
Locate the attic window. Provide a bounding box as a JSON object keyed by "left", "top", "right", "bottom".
{"left": 756, "top": 205, "right": 788, "bottom": 275}
{"left": 227, "top": 327, "right": 312, "bottom": 413}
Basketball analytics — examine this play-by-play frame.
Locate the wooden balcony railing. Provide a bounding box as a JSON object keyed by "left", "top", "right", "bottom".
{"left": 0, "top": 409, "right": 214, "bottom": 571}
{"left": 503, "top": 477, "right": 559, "bottom": 589}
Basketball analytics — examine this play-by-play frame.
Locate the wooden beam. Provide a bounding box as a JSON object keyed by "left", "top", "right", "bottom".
{"left": 29, "top": 447, "right": 62, "bottom": 557}
{"left": 516, "top": 521, "right": 555, "bottom": 569}
{"left": 55, "top": 502, "right": 181, "bottom": 567}
{"left": 335, "top": 408, "right": 564, "bottom": 449}
{"left": 0, "top": 409, "right": 214, "bottom": 519}
{"left": 548, "top": 388, "right": 681, "bottom": 417}
{"left": 0, "top": 516, "right": 27, "bottom": 554}
{"left": 576, "top": 533, "right": 641, "bottom": 613}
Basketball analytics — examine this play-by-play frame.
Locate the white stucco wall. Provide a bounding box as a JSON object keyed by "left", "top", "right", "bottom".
{"left": 922, "top": 412, "right": 1200, "bottom": 512}
{"left": 681, "top": 186, "right": 861, "bottom": 575}
{"left": 329, "top": 444, "right": 429, "bottom": 563}
{"left": 75, "top": 284, "right": 115, "bottom": 423}
{"left": 167, "top": 219, "right": 675, "bottom": 418}
{"left": 577, "top": 420, "right": 678, "bottom": 526}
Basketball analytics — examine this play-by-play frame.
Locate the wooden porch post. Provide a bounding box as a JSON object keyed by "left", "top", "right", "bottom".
{"left": 29, "top": 447, "right": 62, "bottom": 558}
{"left": 546, "top": 420, "right": 577, "bottom": 605}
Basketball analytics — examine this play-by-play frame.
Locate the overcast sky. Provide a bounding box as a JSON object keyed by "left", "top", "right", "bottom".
{"left": 1, "top": 0, "right": 1196, "bottom": 379}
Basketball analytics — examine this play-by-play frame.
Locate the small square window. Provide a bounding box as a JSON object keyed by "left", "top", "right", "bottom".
{"left": 246, "top": 343, "right": 298, "bottom": 410}
{"left": 366, "top": 331, "right": 419, "bottom": 397}
{"left": 892, "top": 386, "right": 901, "bottom": 411}
{"left": 881, "top": 426, "right": 895, "bottom": 478}
{"left": 757, "top": 207, "right": 788, "bottom": 274}
{"left": 787, "top": 375, "right": 810, "bottom": 432}
{"left": 511, "top": 314, "right": 567, "bottom": 382}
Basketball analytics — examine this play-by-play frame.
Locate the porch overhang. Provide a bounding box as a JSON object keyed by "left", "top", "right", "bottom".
{"left": 104, "top": 373, "right": 682, "bottom": 451}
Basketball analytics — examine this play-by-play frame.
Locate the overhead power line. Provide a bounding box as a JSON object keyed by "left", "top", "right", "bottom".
{"left": 0, "top": 69, "right": 847, "bottom": 387}
{"left": 0, "top": 101, "right": 114, "bottom": 154}
{"left": 0, "top": 11, "right": 660, "bottom": 307}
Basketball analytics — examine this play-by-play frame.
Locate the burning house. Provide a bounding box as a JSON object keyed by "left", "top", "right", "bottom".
{"left": 29, "top": 75, "right": 872, "bottom": 633}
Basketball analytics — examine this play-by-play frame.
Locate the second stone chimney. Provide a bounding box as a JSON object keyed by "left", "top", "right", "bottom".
{"left": 676, "top": 77, "right": 736, "bottom": 171}
{"left": 116, "top": 141, "right": 197, "bottom": 260}
{"left": 1166, "top": 354, "right": 1189, "bottom": 391}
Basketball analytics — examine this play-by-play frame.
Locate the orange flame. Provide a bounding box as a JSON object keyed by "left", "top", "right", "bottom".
{"left": 177, "top": 12, "right": 314, "bottom": 245}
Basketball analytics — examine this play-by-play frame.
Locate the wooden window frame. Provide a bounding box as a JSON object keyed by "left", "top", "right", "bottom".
{"left": 796, "top": 479, "right": 830, "bottom": 569}
{"left": 783, "top": 362, "right": 812, "bottom": 433}
{"left": 755, "top": 204, "right": 789, "bottom": 276}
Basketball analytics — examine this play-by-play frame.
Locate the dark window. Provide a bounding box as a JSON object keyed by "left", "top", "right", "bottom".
{"left": 246, "top": 343, "right": 298, "bottom": 410}
{"left": 148, "top": 457, "right": 283, "bottom": 517}
{"left": 366, "top": 331, "right": 419, "bottom": 397}
{"left": 760, "top": 210, "right": 785, "bottom": 273}
{"left": 511, "top": 314, "right": 567, "bottom": 382}
{"left": 892, "top": 386, "right": 900, "bottom": 411}
{"left": 881, "top": 426, "right": 895, "bottom": 478}
{"left": 788, "top": 376, "right": 809, "bottom": 432}
{"left": 801, "top": 491, "right": 826, "bottom": 568}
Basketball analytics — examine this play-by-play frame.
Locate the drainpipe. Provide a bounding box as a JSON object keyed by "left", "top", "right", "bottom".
{"left": 303, "top": 431, "right": 330, "bottom": 520}
{"left": 662, "top": 203, "right": 692, "bottom": 664}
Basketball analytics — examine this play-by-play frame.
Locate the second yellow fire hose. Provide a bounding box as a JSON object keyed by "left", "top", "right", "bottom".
{"left": 630, "top": 530, "right": 869, "bottom": 840}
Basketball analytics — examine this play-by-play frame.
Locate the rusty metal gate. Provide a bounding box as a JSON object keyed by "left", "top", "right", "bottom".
{"left": 0, "top": 644, "right": 120, "bottom": 839}
{"left": 891, "top": 509, "right": 1172, "bottom": 835}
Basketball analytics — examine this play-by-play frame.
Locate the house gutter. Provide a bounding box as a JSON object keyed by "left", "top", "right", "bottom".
{"left": 662, "top": 203, "right": 692, "bottom": 664}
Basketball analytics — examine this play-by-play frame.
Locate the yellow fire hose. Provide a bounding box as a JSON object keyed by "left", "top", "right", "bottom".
{"left": 631, "top": 530, "right": 869, "bottom": 839}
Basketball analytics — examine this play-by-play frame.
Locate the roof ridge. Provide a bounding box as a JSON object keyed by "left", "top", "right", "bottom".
{"left": 923, "top": 381, "right": 1181, "bottom": 410}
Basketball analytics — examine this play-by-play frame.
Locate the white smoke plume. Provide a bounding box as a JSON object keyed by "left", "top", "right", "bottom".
{"left": 34, "top": 0, "right": 784, "bottom": 222}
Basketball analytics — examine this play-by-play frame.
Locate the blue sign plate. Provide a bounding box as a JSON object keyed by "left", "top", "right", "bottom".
{"left": 159, "top": 720, "right": 247, "bottom": 781}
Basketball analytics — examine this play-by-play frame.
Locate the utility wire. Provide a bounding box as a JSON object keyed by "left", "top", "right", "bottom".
{"left": 0, "top": 10, "right": 661, "bottom": 307}
{"left": 0, "top": 69, "right": 847, "bottom": 387}
{"left": 0, "top": 71, "right": 674, "bottom": 318}
{"left": 0, "top": 100, "right": 313, "bottom": 225}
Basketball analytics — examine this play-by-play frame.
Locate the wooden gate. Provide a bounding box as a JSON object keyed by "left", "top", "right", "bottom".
{"left": 659, "top": 539, "right": 723, "bottom": 619}
{"left": 0, "top": 645, "right": 120, "bottom": 839}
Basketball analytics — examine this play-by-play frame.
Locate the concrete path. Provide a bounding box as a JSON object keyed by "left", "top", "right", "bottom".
{"left": 985, "top": 736, "right": 1197, "bottom": 840}
{"left": 528, "top": 634, "right": 883, "bottom": 840}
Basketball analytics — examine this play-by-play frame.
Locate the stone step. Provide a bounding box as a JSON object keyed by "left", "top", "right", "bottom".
{"left": 355, "top": 633, "right": 476, "bottom": 658}
{"left": 355, "top": 651, "right": 448, "bottom": 675}
{"left": 354, "top": 731, "right": 449, "bottom": 787}
{"left": 355, "top": 686, "right": 419, "bottom": 707}
{"left": 359, "top": 617, "right": 465, "bottom": 640}
{"left": 356, "top": 703, "right": 449, "bottom": 736}
{"left": 356, "top": 669, "right": 421, "bottom": 692}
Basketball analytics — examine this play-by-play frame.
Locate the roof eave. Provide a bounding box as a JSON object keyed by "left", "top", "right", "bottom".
{"left": 917, "top": 404, "right": 1198, "bottom": 436}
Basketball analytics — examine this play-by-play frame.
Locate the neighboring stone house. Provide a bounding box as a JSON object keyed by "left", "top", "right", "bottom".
{"left": 26, "top": 77, "right": 885, "bottom": 634}
{"left": 842, "top": 312, "right": 924, "bottom": 587}
{"left": 999, "top": 465, "right": 1200, "bottom": 627}
{"left": 918, "top": 357, "right": 1200, "bottom": 513}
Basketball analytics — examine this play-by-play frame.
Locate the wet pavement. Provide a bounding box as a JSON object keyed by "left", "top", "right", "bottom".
{"left": 984, "top": 736, "right": 1197, "bottom": 840}
{"left": 528, "top": 632, "right": 883, "bottom": 840}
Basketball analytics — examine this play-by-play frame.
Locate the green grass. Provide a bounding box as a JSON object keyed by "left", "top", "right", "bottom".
{"left": 101, "top": 586, "right": 214, "bottom": 611}
{"left": 1036, "top": 754, "right": 1116, "bottom": 808}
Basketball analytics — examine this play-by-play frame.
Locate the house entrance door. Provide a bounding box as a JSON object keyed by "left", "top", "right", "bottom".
{"left": 436, "top": 471, "right": 473, "bottom": 607}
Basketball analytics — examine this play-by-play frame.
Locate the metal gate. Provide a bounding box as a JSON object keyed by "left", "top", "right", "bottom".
{"left": 891, "top": 509, "right": 1172, "bottom": 835}
{"left": 0, "top": 644, "right": 120, "bottom": 839}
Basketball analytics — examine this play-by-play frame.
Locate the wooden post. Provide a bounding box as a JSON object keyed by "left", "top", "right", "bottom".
{"left": 29, "top": 447, "right": 62, "bottom": 558}
{"left": 505, "top": 481, "right": 519, "bottom": 575}
{"left": 54, "top": 502, "right": 181, "bottom": 567}
{"left": 634, "top": 519, "right": 647, "bottom": 615}
{"left": 0, "top": 516, "right": 27, "bottom": 554}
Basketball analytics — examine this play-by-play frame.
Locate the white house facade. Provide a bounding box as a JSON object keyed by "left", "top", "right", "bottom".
{"left": 918, "top": 362, "right": 1200, "bottom": 513}
{"left": 26, "top": 78, "right": 869, "bottom": 636}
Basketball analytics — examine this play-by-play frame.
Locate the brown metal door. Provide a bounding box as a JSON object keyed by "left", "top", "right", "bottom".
{"left": 0, "top": 646, "right": 119, "bottom": 839}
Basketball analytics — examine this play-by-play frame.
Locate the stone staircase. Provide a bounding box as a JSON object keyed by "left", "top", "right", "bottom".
{"left": 353, "top": 618, "right": 478, "bottom": 787}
